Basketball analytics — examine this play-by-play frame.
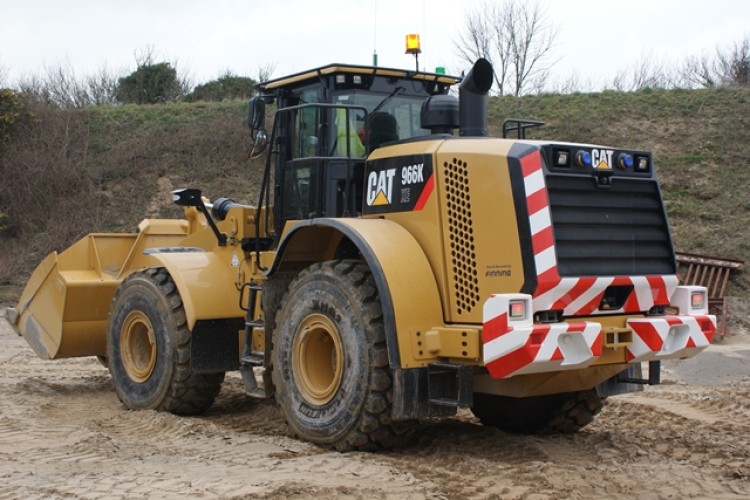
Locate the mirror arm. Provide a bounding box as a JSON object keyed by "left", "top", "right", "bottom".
{"left": 172, "top": 189, "right": 227, "bottom": 246}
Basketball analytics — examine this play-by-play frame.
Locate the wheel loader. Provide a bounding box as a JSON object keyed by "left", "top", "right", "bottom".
{"left": 7, "top": 58, "right": 716, "bottom": 451}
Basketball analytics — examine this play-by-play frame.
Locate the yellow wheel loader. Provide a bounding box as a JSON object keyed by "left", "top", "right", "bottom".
{"left": 7, "top": 59, "right": 717, "bottom": 451}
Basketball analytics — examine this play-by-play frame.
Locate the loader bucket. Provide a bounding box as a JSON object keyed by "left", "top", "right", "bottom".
{"left": 7, "top": 219, "right": 189, "bottom": 359}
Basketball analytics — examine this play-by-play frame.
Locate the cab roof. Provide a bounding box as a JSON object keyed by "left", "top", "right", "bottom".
{"left": 259, "top": 63, "right": 461, "bottom": 91}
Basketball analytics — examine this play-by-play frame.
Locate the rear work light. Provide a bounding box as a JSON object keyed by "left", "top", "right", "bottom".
{"left": 670, "top": 286, "right": 709, "bottom": 315}
{"left": 509, "top": 300, "right": 527, "bottom": 320}
{"left": 635, "top": 155, "right": 650, "bottom": 172}
{"left": 691, "top": 291, "right": 706, "bottom": 310}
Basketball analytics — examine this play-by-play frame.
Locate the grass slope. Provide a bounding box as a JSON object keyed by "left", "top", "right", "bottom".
{"left": 1, "top": 87, "right": 748, "bottom": 303}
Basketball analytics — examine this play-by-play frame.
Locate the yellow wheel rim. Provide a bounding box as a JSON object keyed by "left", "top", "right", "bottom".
{"left": 120, "top": 310, "right": 157, "bottom": 383}
{"left": 292, "top": 314, "right": 344, "bottom": 406}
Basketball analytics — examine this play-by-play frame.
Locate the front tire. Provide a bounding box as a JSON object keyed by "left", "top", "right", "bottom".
{"left": 272, "top": 260, "right": 413, "bottom": 451}
{"left": 106, "top": 268, "right": 224, "bottom": 415}
{"left": 471, "top": 389, "right": 604, "bottom": 434}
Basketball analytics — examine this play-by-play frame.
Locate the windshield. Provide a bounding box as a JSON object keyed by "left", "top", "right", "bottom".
{"left": 333, "top": 91, "right": 429, "bottom": 144}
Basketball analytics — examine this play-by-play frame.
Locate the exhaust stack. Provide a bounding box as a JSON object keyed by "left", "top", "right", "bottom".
{"left": 459, "top": 58, "right": 493, "bottom": 137}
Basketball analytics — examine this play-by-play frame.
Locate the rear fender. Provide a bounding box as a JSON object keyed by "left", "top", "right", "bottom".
{"left": 271, "top": 218, "right": 444, "bottom": 369}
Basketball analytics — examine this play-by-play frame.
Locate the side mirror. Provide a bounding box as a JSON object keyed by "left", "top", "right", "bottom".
{"left": 247, "top": 96, "right": 266, "bottom": 131}
{"left": 247, "top": 96, "right": 268, "bottom": 158}
{"left": 172, "top": 188, "right": 204, "bottom": 207}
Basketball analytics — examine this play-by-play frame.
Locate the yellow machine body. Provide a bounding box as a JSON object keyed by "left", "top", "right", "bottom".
{"left": 8, "top": 138, "right": 714, "bottom": 396}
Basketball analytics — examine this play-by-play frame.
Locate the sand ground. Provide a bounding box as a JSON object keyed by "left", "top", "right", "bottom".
{"left": 1, "top": 310, "right": 749, "bottom": 499}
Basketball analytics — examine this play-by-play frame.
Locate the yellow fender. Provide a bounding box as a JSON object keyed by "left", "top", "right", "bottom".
{"left": 272, "top": 218, "right": 445, "bottom": 368}
{"left": 146, "top": 250, "right": 245, "bottom": 330}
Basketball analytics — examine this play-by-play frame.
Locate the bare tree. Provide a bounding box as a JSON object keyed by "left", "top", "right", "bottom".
{"left": 256, "top": 62, "right": 277, "bottom": 84}
{"left": 716, "top": 36, "right": 749, "bottom": 87}
{"left": 679, "top": 36, "right": 749, "bottom": 89}
{"left": 609, "top": 52, "right": 675, "bottom": 91}
{"left": 681, "top": 53, "right": 719, "bottom": 88}
{"left": 454, "top": 7, "right": 501, "bottom": 89}
{"left": 16, "top": 62, "right": 88, "bottom": 108}
{"left": 0, "top": 62, "right": 7, "bottom": 88}
{"left": 134, "top": 45, "right": 157, "bottom": 68}
{"left": 85, "top": 64, "right": 119, "bottom": 106}
{"left": 454, "top": 0, "right": 558, "bottom": 96}
{"left": 548, "top": 70, "right": 595, "bottom": 94}
{"left": 17, "top": 61, "right": 119, "bottom": 108}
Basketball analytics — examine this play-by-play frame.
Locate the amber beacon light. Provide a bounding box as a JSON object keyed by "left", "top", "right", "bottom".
{"left": 405, "top": 33, "right": 421, "bottom": 71}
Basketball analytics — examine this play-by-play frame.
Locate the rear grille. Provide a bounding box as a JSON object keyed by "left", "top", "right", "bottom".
{"left": 443, "top": 157, "right": 480, "bottom": 315}
{"left": 546, "top": 174, "right": 675, "bottom": 276}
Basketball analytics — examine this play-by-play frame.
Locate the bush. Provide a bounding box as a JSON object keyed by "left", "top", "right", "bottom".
{"left": 0, "top": 88, "right": 32, "bottom": 143}
{"left": 187, "top": 73, "right": 256, "bottom": 102}
{"left": 0, "top": 102, "right": 94, "bottom": 246}
{"left": 116, "top": 62, "right": 186, "bottom": 104}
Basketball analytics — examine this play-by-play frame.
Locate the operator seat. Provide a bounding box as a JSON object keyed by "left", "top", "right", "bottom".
{"left": 368, "top": 112, "right": 399, "bottom": 150}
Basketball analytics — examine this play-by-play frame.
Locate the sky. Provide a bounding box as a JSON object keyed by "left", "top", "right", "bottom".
{"left": 1, "top": 0, "right": 749, "bottom": 89}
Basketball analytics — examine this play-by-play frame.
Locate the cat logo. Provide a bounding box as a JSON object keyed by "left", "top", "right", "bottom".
{"left": 592, "top": 149, "right": 614, "bottom": 170}
{"left": 366, "top": 168, "right": 396, "bottom": 206}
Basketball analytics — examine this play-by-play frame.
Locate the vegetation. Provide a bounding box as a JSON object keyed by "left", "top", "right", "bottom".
{"left": 187, "top": 72, "right": 256, "bottom": 102}
{"left": 0, "top": 86, "right": 748, "bottom": 305}
{"left": 455, "top": 0, "right": 557, "bottom": 96}
{"left": 0, "top": 89, "right": 32, "bottom": 142}
{"left": 116, "top": 62, "right": 187, "bottom": 104}
{"left": 10, "top": 47, "right": 262, "bottom": 109}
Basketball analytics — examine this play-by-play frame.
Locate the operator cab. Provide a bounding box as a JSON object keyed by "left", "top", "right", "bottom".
{"left": 247, "top": 64, "right": 460, "bottom": 236}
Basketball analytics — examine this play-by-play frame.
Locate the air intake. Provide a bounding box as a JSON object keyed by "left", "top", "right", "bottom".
{"left": 420, "top": 94, "right": 459, "bottom": 134}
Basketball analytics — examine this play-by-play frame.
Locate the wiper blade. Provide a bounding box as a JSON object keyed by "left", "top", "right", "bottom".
{"left": 371, "top": 86, "right": 405, "bottom": 115}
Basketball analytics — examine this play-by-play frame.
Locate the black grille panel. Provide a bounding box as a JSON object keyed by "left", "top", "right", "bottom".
{"left": 443, "top": 157, "right": 480, "bottom": 315}
{"left": 546, "top": 174, "right": 675, "bottom": 276}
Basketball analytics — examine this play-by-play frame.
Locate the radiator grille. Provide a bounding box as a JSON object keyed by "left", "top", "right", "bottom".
{"left": 546, "top": 174, "right": 675, "bottom": 276}
{"left": 444, "top": 158, "right": 480, "bottom": 315}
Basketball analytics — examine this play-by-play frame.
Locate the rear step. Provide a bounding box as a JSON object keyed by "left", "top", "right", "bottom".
{"left": 428, "top": 362, "right": 474, "bottom": 408}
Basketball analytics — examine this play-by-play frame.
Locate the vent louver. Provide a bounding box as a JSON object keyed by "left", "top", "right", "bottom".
{"left": 444, "top": 158, "right": 480, "bottom": 315}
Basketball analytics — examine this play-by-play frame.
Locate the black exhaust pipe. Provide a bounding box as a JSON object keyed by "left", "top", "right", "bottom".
{"left": 459, "top": 58, "right": 493, "bottom": 137}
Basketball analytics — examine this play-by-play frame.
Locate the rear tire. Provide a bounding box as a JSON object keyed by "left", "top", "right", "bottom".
{"left": 471, "top": 389, "right": 604, "bottom": 434}
{"left": 106, "top": 268, "right": 224, "bottom": 415}
{"left": 272, "top": 260, "right": 414, "bottom": 451}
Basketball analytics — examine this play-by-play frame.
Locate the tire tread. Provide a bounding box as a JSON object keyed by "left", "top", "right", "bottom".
{"left": 108, "top": 268, "right": 223, "bottom": 416}
{"left": 273, "top": 260, "right": 414, "bottom": 451}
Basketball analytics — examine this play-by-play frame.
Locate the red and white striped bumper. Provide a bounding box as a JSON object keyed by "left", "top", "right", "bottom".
{"left": 625, "top": 315, "right": 716, "bottom": 363}
{"left": 625, "top": 286, "right": 716, "bottom": 362}
{"left": 482, "top": 287, "right": 716, "bottom": 379}
{"left": 482, "top": 294, "right": 603, "bottom": 379}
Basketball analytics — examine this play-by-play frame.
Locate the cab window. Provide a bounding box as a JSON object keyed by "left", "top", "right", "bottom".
{"left": 291, "top": 87, "right": 323, "bottom": 159}
{"left": 332, "top": 91, "right": 429, "bottom": 152}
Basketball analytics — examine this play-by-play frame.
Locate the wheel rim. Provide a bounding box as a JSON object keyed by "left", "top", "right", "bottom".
{"left": 292, "top": 313, "right": 344, "bottom": 406}
{"left": 120, "top": 310, "right": 157, "bottom": 383}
